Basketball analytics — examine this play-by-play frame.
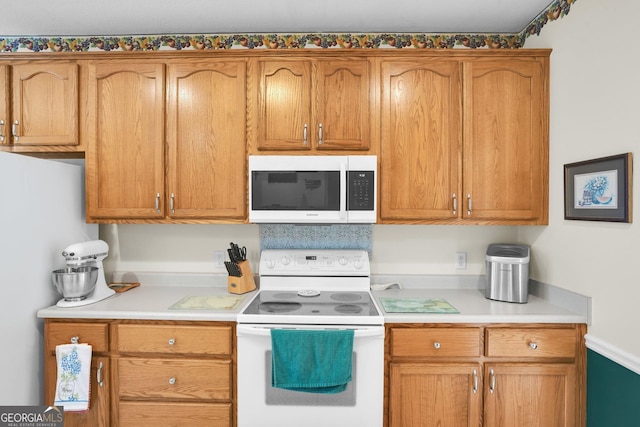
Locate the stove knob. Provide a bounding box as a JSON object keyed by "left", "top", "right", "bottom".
{"left": 281, "top": 256, "right": 291, "bottom": 265}
{"left": 354, "top": 259, "right": 364, "bottom": 269}
{"left": 265, "top": 259, "right": 276, "bottom": 269}
{"left": 338, "top": 256, "right": 348, "bottom": 266}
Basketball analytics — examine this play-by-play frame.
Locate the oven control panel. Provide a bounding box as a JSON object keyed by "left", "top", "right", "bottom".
{"left": 259, "top": 249, "right": 370, "bottom": 276}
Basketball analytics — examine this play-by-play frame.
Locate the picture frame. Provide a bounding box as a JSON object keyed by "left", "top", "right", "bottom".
{"left": 564, "top": 153, "right": 633, "bottom": 222}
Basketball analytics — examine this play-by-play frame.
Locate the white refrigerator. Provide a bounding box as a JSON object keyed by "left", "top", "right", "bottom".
{"left": 0, "top": 152, "right": 98, "bottom": 405}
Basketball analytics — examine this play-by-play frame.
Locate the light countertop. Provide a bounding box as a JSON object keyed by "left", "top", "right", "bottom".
{"left": 38, "top": 282, "right": 587, "bottom": 324}
{"left": 37, "top": 285, "right": 258, "bottom": 322}
{"left": 372, "top": 288, "right": 586, "bottom": 324}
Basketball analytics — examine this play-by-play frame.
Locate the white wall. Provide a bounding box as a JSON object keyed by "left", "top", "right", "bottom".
{"left": 524, "top": 0, "right": 640, "bottom": 357}
{"left": 102, "top": 223, "right": 518, "bottom": 276}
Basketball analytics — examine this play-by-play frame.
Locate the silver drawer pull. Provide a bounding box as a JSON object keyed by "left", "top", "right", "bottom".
{"left": 168, "top": 338, "right": 176, "bottom": 346}
{"left": 529, "top": 342, "right": 538, "bottom": 350}
{"left": 489, "top": 368, "right": 496, "bottom": 394}
{"left": 472, "top": 369, "right": 478, "bottom": 394}
{"left": 70, "top": 336, "right": 79, "bottom": 344}
{"left": 169, "top": 377, "right": 176, "bottom": 385}
{"left": 0, "top": 120, "right": 5, "bottom": 142}
{"left": 12, "top": 120, "right": 19, "bottom": 142}
{"left": 433, "top": 341, "right": 441, "bottom": 349}
{"left": 97, "top": 361, "right": 104, "bottom": 387}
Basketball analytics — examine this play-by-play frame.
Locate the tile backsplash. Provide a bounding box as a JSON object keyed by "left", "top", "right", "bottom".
{"left": 260, "top": 224, "right": 372, "bottom": 252}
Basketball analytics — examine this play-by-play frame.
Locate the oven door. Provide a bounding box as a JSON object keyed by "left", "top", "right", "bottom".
{"left": 248, "top": 155, "right": 347, "bottom": 224}
{"left": 237, "top": 324, "right": 384, "bottom": 427}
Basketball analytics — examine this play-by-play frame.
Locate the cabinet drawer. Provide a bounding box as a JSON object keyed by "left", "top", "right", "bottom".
{"left": 46, "top": 322, "right": 108, "bottom": 352}
{"left": 119, "top": 401, "right": 231, "bottom": 427}
{"left": 486, "top": 328, "right": 577, "bottom": 358}
{"left": 118, "top": 358, "right": 231, "bottom": 401}
{"left": 391, "top": 328, "right": 481, "bottom": 357}
{"left": 114, "top": 324, "right": 232, "bottom": 355}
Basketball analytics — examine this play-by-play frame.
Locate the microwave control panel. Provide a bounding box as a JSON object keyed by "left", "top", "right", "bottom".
{"left": 348, "top": 171, "right": 375, "bottom": 211}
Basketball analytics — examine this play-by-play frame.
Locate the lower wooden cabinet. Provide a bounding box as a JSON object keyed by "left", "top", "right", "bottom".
{"left": 44, "top": 321, "right": 111, "bottom": 427}
{"left": 386, "top": 324, "right": 586, "bottom": 427}
{"left": 44, "top": 319, "right": 235, "bottom": 427}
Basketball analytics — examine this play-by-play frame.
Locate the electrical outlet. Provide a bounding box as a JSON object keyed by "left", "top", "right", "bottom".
{"left": 455, "top": 252, "right": 467, "bottom": 270}
{"left": 213, "top": 250, "right": 226, "bottom": 271}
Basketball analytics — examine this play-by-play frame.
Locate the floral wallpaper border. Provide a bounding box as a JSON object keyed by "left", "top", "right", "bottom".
{"left": 0, "top": 0, "right": 576, "bottom": 53}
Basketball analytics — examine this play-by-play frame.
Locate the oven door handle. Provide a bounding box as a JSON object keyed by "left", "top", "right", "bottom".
{"left": 237, "top": 324, "right": 384, "bottom": 338}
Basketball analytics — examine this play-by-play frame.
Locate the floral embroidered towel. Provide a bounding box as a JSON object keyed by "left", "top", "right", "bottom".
{"left": 54, "top": 343, "right": 92, "bottom": 412}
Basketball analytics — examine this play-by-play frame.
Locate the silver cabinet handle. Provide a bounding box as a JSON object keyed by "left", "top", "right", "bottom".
{"left": 169, "top": 377, "right": 176, "bottom": 385}
{"left": 303, "top": 123, "right": 308, "bottom": 145}
{"left": 467, "top": 194, "right": 472, "bottom": 215}
{"left": 97, "top": 361, "right": 104, "bottom": 387}
{"left": 318, "top": 123, "right": 323, "bottom": 145}
{"left": 472, "top": 369, "right": 478, "bottom": 394}
{"left": 489, "top": 368, "right": 496, "bottom": 394}
{"left": 0, "top": 120, "right": 5, "bottom": 142}
{"left": 11, "top": 120, "right": 18, "bottom": 142}
{"left": 168, "top": 338, "right": 176, "bottom": 346}
{"left": 433, "top": 341, "right": 441, "bottom": 349}
{"left": 452, "top": 193, "right": 457, "bottom": 215}
{"left": 529, "top": 342, "right": 538, "bottom": 350}
{"left": 70, "top": 336, "right": 79, "bottom": 344}
{"left": 170, "top": 193, "right": 175, "bottom": 215}
{"left": 155, "top": 193, "right": 161, "bottom": 213}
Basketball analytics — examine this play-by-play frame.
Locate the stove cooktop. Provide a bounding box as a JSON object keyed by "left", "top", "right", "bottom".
{"left": 242, "top": 290, "right": 380, "bottom": 317}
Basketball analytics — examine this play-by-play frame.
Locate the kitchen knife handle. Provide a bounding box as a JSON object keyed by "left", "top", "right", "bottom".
{"left": 170, "top": 193, "right": 175, "bottom": 214}
{"left": 318, "top": 123, "right": 323, "bottom": 145}
{"left": 467, "top": 194, "right": 472, "bottom": 215}
{"left": 0, "top": 120, "right": 5, "bottom": 142}
{"left": 452, "top": 193, "right": 457, "bottom": 215}
{"left": 303, "top": 123, "right": 308, "bottom": 145}
{"left": 11, "top": 120, "right": 18, "bottom": 142}
{"left": 155, "top": 193, "right": 161, "bottom": 213}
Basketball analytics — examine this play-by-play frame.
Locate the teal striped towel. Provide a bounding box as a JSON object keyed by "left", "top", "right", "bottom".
{"left": 271, "top": 329, "right": 354, "bottom": 394}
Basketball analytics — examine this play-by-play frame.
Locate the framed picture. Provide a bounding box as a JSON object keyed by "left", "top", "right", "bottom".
{"left": 564, "top": 153, "right": 633, "bottom": 222}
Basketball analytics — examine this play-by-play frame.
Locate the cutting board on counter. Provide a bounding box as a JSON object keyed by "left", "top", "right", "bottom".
{"left": 379, "top": 297, "right": 459, "bottom": 314}
{"left": 169, "top": 295, "right": 245, "bottom": 310}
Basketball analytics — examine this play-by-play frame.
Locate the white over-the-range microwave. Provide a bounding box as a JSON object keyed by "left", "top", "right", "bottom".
{"left": 249, "top": 155, "right": 377, "bottom": 224}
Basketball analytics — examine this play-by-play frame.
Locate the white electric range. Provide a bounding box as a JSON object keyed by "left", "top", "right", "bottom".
{"left": 237, "top": 249, "right": 384, "bottom": 427}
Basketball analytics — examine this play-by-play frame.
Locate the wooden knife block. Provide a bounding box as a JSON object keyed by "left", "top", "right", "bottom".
{"left": 227, "top": 261, "right": 256, "bottom": 294}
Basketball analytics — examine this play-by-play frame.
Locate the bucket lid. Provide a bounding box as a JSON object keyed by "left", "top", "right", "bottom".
{"left": 486, "top": 244, "right": 530, "bottom": 263}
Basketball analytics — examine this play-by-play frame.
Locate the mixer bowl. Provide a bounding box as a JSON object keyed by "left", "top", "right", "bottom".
{"left": 52, "top": 266, "right": 99, "bottom": 301}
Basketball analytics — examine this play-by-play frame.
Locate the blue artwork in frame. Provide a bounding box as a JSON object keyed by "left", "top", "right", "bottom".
{"left": 564, "top": 153, "right": 632, "bottom": 222}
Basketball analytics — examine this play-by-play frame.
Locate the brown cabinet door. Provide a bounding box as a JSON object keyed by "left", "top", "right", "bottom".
{"left": 484, "top": 363, "right": 576, "bottom": 427}
{"left": 389, "top": 362, "right": 481, "bottom": 427}
{"left": 380, "top": 60, "right": 462, "bottom": 221}
{"left": 86, "top": 61, "right": 165, "bottom": 220}
{"left": 255, "top": 60, "right": 312, "bottom": 151}
{"left": 45, "top": 355, "right": 110, "bottom": 427}
{"left": 10, "top": 62, "right": 79, "bottom": 146}
{"left": 0, "top": 65, "right": 9, "bottom": 146}
{"left": 314, "top": 59, "right": 371, "bottom": 150}
{"left": 463, "top": 58, "right": 548, "bottom": 223}
{"left": 166, "top": 59, "right": 247, "bottom": 220}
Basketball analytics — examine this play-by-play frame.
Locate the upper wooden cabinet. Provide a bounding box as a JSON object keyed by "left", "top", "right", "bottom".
{"left": 249, "top": 58, "right": 372, "bottom": 152}
{"left": 86, "top": 58, "right": 247, "bottom": 223}
{"left": 380, "top": 59, "right": 462, "bottom": 221}
{"left": 379, "top": 53, "right": 549, "bottom": 225}
{"left": 462, "top": 58, "right": 548, "bottom": 223}
{"left": 86, "top": 61, "right": 165, "bottom": 220}
{"left": 0, "top": 61, "right": 79, "bottom": 151}
{"left": 165, "top": 59, "right": 247, "bottom": 220}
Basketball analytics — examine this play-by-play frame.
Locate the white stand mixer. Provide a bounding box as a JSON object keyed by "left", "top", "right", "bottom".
{"left": 55, "top": 240, "right": 115, "bottom": 308}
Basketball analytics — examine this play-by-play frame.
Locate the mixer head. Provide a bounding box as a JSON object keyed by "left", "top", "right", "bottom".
{"left": 62, "top": 239, "right": 109, "bottom": 265}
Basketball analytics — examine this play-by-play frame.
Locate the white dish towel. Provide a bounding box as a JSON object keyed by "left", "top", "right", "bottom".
{"left": 54, "top": 343, "right": 92, "bottom": 412}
